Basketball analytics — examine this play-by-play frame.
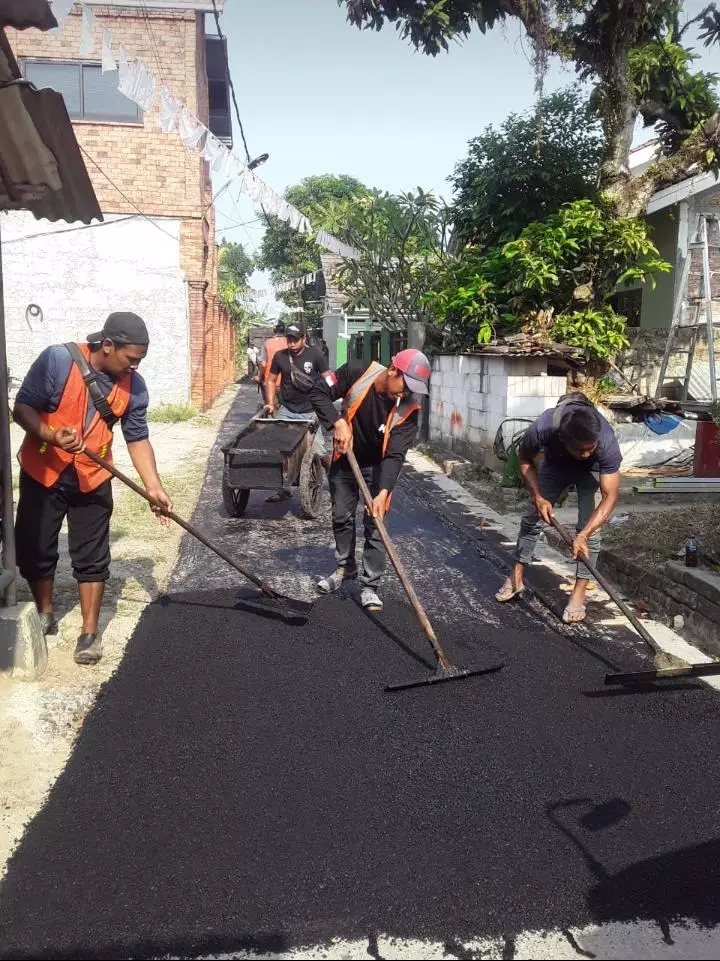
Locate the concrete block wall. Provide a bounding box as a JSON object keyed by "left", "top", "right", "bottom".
{"left": 429, "top": 353, "right": 567, "bottom": 465}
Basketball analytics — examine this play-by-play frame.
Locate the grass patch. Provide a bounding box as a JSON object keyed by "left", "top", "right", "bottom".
{"left": 147, "top": 403, "right": 196, "bottom": 424}
{"left": 110, "top": 463, "right": 201, "bottom": 544}
{"left": 604, "top": 503, "right": 720, "bottom": 566}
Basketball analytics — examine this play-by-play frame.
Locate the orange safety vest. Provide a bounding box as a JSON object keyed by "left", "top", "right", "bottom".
{"left": 338, "top": 361, "right": 420, "bottom": 461}
{"left": 262, "top": 335, "right": 287, "bottom": 385}
{"left": 18, "top": 343, "right": 132, "bottom": 493}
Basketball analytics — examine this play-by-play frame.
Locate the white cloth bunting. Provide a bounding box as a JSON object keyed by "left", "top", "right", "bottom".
{"left": 79, "top": 4, "right": 95, "bottom": 55}
{"left": 274, "top": 273, "right": 317, "bottom": 293}
{"left": 102, "top": 29, "right": 116, "bottom": 73}
{"left": 159, "top": 86, "right": 182, "bottom": 134}
{"left": 200, "top": 133, "right": 228, "bottom": 172}
{"left": 177, "top": 107, "right": 207, "bottom": 149}
{"left": 221, "top": 150, "right": 245, "bottom": 184}
{"left": 118, "top": 46, "right": 129, "bottom": 91}
{"left": 50, "top": 0, "right": 74, "bottom": 32}
{"left": 49, "top": 1, "right": 362, "bottom": 262}
{"left": 315, "top": 229, "right": 360, "bottom": 260}
{"left": 118, "top": 59, "right": 157, "bottom": 112}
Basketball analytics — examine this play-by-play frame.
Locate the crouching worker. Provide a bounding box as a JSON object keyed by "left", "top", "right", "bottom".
{"left": 310, "top": 349, "right": 431, "bottom": 612}
{"left": 13, "top": 312, "right": 172, "bottom": 665}
{"left": 496, "top": 392, "right": 622, "bottom": 623}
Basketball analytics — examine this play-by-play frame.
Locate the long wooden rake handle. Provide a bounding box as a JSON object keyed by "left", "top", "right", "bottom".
{"left": 549, "top": 515, "right": 661, "bottom": 656}
{"left": 82, "top": 448, "right": 282, "bottom": 602}
{"left": 345, "top": 449, "right": 451, "bottom": 671}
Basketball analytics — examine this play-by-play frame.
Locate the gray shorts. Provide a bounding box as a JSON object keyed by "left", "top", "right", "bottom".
{"left": 276, "top": 406, "right": 326, "bottom": 457}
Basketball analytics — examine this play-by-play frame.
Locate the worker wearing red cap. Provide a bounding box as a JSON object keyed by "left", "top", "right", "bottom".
{"left": 310, "top": 348, "right": 431, "bottom": 612}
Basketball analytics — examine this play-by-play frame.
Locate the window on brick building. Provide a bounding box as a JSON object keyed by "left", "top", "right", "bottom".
{"left": 23, "top": 60, "right": 141, "bottom": 124}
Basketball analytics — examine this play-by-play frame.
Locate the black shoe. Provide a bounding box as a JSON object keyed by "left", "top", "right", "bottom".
{"left": 38, "top": 612, "right": 58, "bottom": 636}
{"left": 74, "top": 633, "right": 102, "bottom": 665}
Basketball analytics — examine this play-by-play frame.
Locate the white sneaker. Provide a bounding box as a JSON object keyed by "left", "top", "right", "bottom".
{"left": 317, "top": 568, "right": 357, "bottom": 594}
{"left": 361, "top": 588, "right": 383, "bottom": 612}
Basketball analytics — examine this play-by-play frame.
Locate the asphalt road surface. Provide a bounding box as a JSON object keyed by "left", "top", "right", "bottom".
{"left": 1, "top": 385, "right": 720, "bottom": 961}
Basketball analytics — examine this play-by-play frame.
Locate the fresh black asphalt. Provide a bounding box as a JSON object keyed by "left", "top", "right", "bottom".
{"left": 2, "top": 384, "right": 720, "bottom": 960}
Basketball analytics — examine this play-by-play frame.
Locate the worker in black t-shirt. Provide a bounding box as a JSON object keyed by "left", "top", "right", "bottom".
{"left": 262, "top": 320, "right": 332, "bottom": 500}
{"left": 496, "top": 393, "right": 622, "bottom": 624}
{"left": 309, "top": 349, "right": 431, "bottom": 612}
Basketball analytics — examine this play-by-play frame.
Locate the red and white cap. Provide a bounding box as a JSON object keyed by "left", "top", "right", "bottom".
{"left": 392, "top": 348, "right": 431, "bottom": 396}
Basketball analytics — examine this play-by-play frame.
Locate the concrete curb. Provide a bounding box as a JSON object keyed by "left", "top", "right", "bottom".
{"left": 0, "top": 602, "right": 47, "bottom": 680}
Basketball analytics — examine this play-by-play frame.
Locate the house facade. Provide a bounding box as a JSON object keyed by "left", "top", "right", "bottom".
{"left": 627, "top": 142, "right": 720, "bottom": 331}
{"left": 4, "top": 0, "right": 234, "bottom": 410}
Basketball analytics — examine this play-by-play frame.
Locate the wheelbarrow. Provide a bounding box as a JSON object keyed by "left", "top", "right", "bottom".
{"left": 220, "top": 415, "right": 324, "bottom": 519}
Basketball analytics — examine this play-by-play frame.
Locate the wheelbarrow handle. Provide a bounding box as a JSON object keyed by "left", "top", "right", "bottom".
{"left": 548, "top": 515, "right": 661, "bottom": 655}
{"left": 81, "top": 448, "right": 281, "bottom": 602}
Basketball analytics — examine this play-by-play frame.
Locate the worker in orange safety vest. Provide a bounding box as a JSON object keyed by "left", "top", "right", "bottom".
{"left": 309, "top": 348, "right": 431, "bottom": 613}
{"left": 257, "top": 321, "right": 287, "bottom": 406}
{"left": 14, "top": 312, "right": 172, "bottom": 666}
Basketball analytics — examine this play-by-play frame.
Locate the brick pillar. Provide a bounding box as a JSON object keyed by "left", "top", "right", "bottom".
{"left": 223, "top": 308, "right": 232, "bottom": 388}
{"left": 188, "top": 281, "right": 206, "bottom": 409}
{"left": 202, "top": 293, "right": 214, "bottom": 409}
{"left": 211, "top": 296, "right": 220, "bottom": 401}
{"left": 219, "top": 309, "right": 227, "bottom": 391}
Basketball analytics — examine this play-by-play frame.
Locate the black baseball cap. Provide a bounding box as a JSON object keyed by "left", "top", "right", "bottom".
{"left": 87, "top": 312, "right": 150, "bottom": 346}
{"left": 285, "top": 320, "right": 306, "bottom": 339}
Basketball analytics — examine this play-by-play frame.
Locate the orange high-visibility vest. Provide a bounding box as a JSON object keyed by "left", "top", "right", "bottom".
{"left": 18, "top": 344, "right": 132, "bottom": 493}
{"left": 262, "top": 335, "right": 287, "bottom": 385}
{"left": 338, "top": 361, "right": 420, "bottom": 461}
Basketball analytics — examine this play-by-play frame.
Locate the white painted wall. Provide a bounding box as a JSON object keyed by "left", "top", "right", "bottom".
{"left": 429, "top": 353, "right": 566, "bottom": 465}
{"left": 2, "top": 212, "right": 190, "bottom": 406}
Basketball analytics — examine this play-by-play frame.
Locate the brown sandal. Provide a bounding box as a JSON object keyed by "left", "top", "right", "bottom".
{"left": 495, "top": 580, "right": 525, "bottom": 603}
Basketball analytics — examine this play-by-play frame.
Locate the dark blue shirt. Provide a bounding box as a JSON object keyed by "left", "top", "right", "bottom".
{"left": 520, "top": 404, "right": 622, "bottom": 476}
{"left": 16, "top": 345, "right": 150, "bottom": 444}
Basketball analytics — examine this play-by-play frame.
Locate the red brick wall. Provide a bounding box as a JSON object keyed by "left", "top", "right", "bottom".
{"left": 9, "top": 4, "right": 237, "bottom": 410}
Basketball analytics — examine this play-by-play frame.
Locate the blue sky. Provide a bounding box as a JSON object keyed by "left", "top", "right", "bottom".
{"left": 212, "top": 0, "right": 718, "bottom": 294}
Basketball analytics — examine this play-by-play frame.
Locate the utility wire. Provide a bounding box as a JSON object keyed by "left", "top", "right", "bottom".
{"left": 139, "top": 0, "right": 209, "bottom": 209}
{"left": 79, "top": 144, "right": 180, "bottom": 242}
{"left": 210, "top": 0, "right": 275, "bottom": 242}
{"left": 210, "top": 0, "right": 252, "bottom": 164}
{"left": 3, "top": 215, "right": 138, "bottom": 245}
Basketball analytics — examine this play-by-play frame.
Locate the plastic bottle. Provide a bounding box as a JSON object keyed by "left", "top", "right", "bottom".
{"left": 685, "top": 534, "right": 699, "bottom": 568}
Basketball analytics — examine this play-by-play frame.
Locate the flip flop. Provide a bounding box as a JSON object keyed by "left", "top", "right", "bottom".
{"left": 563, "top": 604, "right": 587, "bottom": 624}
{"left": 495, "top": 580, "right": 525, "bottom": 603}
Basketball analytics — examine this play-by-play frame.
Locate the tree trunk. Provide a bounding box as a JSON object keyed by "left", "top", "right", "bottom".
{"left": 597, "top": 44, "right": 640, "bottom": 218}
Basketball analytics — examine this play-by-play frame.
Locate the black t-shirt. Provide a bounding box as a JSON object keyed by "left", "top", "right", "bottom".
{"left": 270, "top": 345, "right": 326, "bottom": 413}
{"left": 310, "top": 359, "right": 419, "bottom": 491}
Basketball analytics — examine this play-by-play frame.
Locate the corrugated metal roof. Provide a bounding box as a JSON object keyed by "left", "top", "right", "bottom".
{"left": 0, "top": 27, "right": 102, "bottom": 224}
{"left": 0, "top": 0, "right": 57, "bottom": 31}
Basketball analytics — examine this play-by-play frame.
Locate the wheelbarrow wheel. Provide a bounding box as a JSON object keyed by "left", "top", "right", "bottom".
{"left": 222, "top": 475, "right": 250, "bottom": 517}
{"left": 298, "top": 450, "right": 324, "bottom": 519}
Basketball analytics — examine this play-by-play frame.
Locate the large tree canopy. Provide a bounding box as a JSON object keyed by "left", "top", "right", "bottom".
{"left": 257, "top": 174, "right": 370, "bottom": 281}
{"left": 323, "top": 189, "right": 453, "bottom": 330}
{"left": 218, "top": 240, "right": 254, "bottom": 289}
{"left": 452, "top": 86, "right": 603, "bottom": 248}
{"left": 340, "top": 0, "right": 720, "bottom": 218}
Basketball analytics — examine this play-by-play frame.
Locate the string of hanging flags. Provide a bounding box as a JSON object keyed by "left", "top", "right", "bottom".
{"left": 49, "top": 3, "right": 361, "bottom": 260}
